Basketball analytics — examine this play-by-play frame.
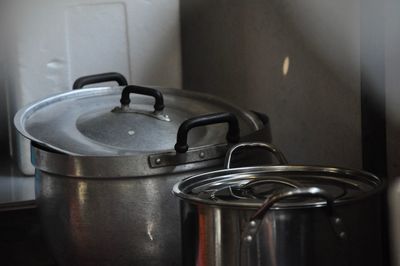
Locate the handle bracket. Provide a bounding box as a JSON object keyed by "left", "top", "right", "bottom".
{"left": 241, "top": 187, "right": 347, "bottom": 245}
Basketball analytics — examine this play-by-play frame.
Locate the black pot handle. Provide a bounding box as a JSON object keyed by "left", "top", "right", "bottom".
{"left": 174, "top": 112, "right": 240, "bottom": 153}
{"left": 119, "top": 85, "right": 165, "bottom": 112}
{"left": 73, "top": 72, "right": 128, "bottom": 90}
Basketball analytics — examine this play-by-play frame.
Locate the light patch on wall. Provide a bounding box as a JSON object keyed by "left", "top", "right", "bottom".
{"left": 282, "top": 56, "right": 290, "bottom": 76}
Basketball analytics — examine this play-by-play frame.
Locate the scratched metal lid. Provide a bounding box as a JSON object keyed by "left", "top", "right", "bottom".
{"left": 173, "top": 165, "right": 383, "bottom": 208}
{"left": 14, "top": 86, "right": 262, "bottom": 156}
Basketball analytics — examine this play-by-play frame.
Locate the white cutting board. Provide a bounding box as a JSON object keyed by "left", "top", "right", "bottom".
{"left": 1, "top": 0, "right": 181, "bottom": 175}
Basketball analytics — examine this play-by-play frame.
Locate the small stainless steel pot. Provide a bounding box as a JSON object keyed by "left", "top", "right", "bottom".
{"left": 173, "top": 142, "right": 385, "bottom": 266}
{"left": 14, "top": 74, "right": 272, "bottom": 266}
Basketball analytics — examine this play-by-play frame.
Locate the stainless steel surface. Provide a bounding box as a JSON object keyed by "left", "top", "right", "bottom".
{"left": 28, "top": 108, "right": 268, "bottom": 265}
{"left": 249, "top": 187, "right": 334, "bottom": 220}
{"left": 148, "top": 144, "right": 227, "bottom": 169}
{"left": 240, "top": 187, "right": 348, "bottom": 266}
{"left": 174, "top": 166, "right": 382, "bottom": 208}
{"left": 31, "top": 143, "right": 226, "bottom": 178}
{"left": 32, "top": 142, "right": 273, "bottom": 265}
{"left": 111, "top": 104, "right": 171, "bottom": 122}
{"left": 241, "top": 187, "right": 343, "bottom": 242}
{"left": 178, "top": 196, "right": 382, "bottom": 266}
{"left": 173, "top": 142, "right": 384, "bottom": 266}
{"left": 36, "top": 167, "right": 213, "bottom": 266}
{"left": 31, "top": 142, "right": 271, "bottom": 265}
{"left": 15, "top": 86, "right": 262, "bottom": 156}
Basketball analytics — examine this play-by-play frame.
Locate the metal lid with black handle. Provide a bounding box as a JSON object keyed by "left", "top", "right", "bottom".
{"left": 15, "top": 73, "right": 263, "bottom": 157}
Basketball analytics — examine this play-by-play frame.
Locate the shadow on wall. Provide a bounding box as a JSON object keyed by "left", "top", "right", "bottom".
{"left": 0, "top": 32, "right": 9, "bottom": 156}
{"left": 0, "top": 83, "right": 8, "bottom": 156}
{"left": 386, "top": 0, "right": 400, "bottom": 177}
{"left": 0, "top": 5, "right": 10, "bottom": 157}
{"left": 181, "top": 0, "right": 362, "bottom": 169}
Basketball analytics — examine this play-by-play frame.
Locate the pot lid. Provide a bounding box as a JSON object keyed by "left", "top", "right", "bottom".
{"left": 15, "top": 86, "right": 262, "bottom": 156}
{"left": 173, "top": 143, "right": 383, "bottom": 209}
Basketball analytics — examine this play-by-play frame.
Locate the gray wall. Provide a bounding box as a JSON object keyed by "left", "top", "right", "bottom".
{"left": 0, "top": 11, "right": 8, "bottom": 155}
{"left": 181, "top": 0, "right": 362, "bottom": 169}
{"left": 386, "top": 0, "right": 400, "bottom": 177}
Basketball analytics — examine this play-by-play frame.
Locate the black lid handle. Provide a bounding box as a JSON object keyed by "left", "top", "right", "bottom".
{"left": 174, "top": 112, "right": 240, "bottom": 153}
{"left": 120, "top": 85, "right": 165, "bottom": 112}
{"left": 73, "top": 72, "right": 128, "bottom": 90}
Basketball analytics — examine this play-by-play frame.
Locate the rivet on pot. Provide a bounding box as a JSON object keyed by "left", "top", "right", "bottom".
{"left": 199, "top": 152, "right": 205, "bottom": 159}
{"left": 155, "top": 158, "right": 162, "bottom": 165}
{"left": 250, "top": 221, "right": 257, "bottom": 227}
{"left": 244, "top": 235, "right": 253, "bottom": 243}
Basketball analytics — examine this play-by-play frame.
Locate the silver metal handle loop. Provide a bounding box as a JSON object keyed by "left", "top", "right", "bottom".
{"left": 224, "top": 142, "right": 288, "bottom": 169}
{"left": 242, "top": 187, "right": 346, "bottom": 245}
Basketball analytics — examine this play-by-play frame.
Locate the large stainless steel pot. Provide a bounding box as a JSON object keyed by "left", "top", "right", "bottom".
{"left": 14, "top": 73, "right": 271, "bottom": 266}
{"left": 173, "top": 142, "right": 385, "bottom": 266}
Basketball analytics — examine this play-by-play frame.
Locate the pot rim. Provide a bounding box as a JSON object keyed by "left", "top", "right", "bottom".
{"left": 172, "top": 165, "right": 385, "bottom": 209}
{"left": 31, "top": 142, "right": 227, "bottom": 178}
{"left": 15, "top": 86, "right": 263, "bottom": 156}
